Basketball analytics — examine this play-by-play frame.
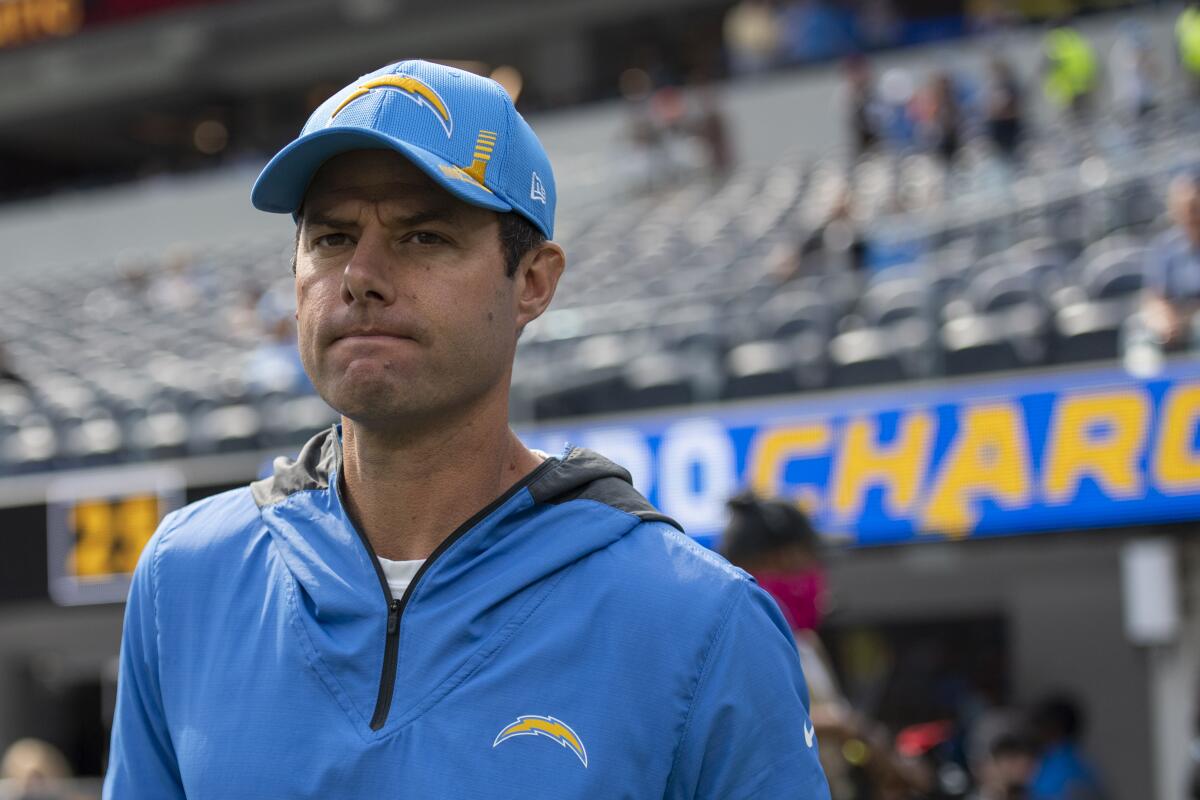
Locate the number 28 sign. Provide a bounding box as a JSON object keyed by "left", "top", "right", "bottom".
{"left": 46, "top": 468, "right": 184, "bottom": 605}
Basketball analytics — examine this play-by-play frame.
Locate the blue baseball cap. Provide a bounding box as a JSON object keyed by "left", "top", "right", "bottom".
{"left": 251, "top": 59, "right": 556, "bottom": 238}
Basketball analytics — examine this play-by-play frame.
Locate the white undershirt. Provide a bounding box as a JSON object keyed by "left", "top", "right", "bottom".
{"left": 373, "top": 450, "right": 550, "bottom": 600}
{"left": 377, "top": 556, "right": 426, "bottom": 600}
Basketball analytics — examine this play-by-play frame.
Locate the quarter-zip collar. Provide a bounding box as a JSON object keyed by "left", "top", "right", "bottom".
{"left": 250, "top": 426, "right": 678, "bottom": 737}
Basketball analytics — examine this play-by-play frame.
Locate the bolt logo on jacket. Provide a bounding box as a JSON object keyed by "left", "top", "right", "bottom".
{"left": 494, "top": 715, "right": 588, "bottom": 767}
{"left": 103, "top": 426, "right": 831, "bottom": 799}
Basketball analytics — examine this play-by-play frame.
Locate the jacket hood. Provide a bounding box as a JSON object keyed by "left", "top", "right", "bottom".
{"left": 248, "top": 426, "right": 679, "bottom": 736}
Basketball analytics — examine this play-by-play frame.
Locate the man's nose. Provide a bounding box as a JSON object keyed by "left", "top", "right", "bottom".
{"left": 341, "top": 230, "right": 397, "bottom": 306}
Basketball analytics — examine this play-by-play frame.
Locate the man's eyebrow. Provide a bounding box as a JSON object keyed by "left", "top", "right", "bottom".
{"left": 302, "top": 208, "right": 461, "bottom": 231}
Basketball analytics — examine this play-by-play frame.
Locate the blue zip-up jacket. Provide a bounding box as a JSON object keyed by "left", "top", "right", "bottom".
{"left": 104, "top": 427, "right": 830, "bottom": 799}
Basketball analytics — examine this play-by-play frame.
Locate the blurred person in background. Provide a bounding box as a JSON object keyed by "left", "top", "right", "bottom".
{"left": 225, "top": 281, "right": 265, "bottom": 344}
{"left": 686, "top": 83, "right": 734, "bottom": 181}
{"left": 1134, "top": 170, "right": 1200, "bottom": 354}
{"left": 1178, "top": 3, "right": 1200, "bottom": 100}
{"left": 1040, "top": 20, "right": 1098, "bottom": 122}
{"left": 967, "top": 733, "right": 1037, "bottom": 800}
{"left": 240, "top": 277, "right": 310, "bottom": 396}
{"left": 0, "top": 738, "right": 75, "bottom": 800}
{"left": 242, "top": 304, "right": 311, "bottom": 397}
{"left": 1028, "top": 696, "right": 1104, "bottom": 800}
{"left": 1108, "top": 22, "right": 1158, "bottom": 126}
{"left": 983, "top": 56, "right": 1024, "bottom": 164}
{"left": 964, "top": 709, "right": 1038, "bottom": 800}
{"left": 913, "top": 72, "right": 963, "bottom": 167}
{"left": 721, "top": 492, "right": 930, "bottom": 800}
{"left": 877, "top": 67, "right": 919, "bottom": 153}
{"left": 773, "top": 185, "right": 867, "bottom": 284}
{"left": 844, "top": 56, "right": 883, "bottom": 158}
{"left": 145, "top": 247, "right": 202, "bottom": 312}
{"left": 619, "top": 66, "right": 662, "bottom": 192}
{"left": 724, "top": 0, "right": 782, "bottom": 76}
{"left": 619, "top": 70, "right": 697, "bottom": 192}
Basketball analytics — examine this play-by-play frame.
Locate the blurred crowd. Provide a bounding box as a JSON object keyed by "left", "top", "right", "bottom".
{"left": 621, "top": 4, "right": 1200, "bottom": 248}
{"left": 721, "top": 0, "right": 1192, "bottom": 79}
{"left": 115, "top": 250, "right": 308, "bottom": 399}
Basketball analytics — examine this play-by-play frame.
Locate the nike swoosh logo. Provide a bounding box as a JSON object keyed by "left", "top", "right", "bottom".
{"left": 804, "top": 721, "right": 815, "bottom": 748}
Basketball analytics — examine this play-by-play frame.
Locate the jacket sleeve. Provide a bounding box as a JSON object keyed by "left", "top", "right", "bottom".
{"left": 103, "top": 521, "right": 186, "bottom": 799}
{"left": 665, "top": 579, "right": 831, "bottom": 800}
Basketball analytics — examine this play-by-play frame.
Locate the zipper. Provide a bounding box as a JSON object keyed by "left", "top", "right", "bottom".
{"left": 341, "top": 456, "right": 559, "bottom": 732}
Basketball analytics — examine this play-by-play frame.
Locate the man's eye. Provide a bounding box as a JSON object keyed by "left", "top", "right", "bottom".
{"left": 314, "top": 233, "right": 352, "bottom": 248}
{"left": 408, "top": 231, "right": 447, "bottom": 245}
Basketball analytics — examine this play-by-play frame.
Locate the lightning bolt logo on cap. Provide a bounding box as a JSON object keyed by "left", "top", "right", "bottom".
{"left": 330, "top": 75, "right": 453, "bottom": 137}
{"left": 493, "top": 715, "right": 588, "bottom": 767}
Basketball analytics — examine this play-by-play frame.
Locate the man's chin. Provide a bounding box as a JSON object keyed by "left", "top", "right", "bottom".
{"left": 317, "top": 377, "right": 417, "bottom": 419}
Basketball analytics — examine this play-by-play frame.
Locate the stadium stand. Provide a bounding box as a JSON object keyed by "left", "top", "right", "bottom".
{"left": 1, "top": 107, "right": 1196, "bottom": 475}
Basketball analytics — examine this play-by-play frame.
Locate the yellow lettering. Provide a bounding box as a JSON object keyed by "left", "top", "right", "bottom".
{"left": 1043, "top": 390, "right": 1149, "bottom": 504}
{"left": 1154, "top": 384, "right": 1200, "bottom": 493}
{"left": 830, "top": 412, "right": 933, "bottom": 521}
{"left": 747, "top": 422, "right": 831, "bottom": 500}
{"left": 922, "top": 403, "right": 1032, "bottom": 536}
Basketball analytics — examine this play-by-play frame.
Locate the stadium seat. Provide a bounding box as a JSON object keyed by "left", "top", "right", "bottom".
{"left": 1053, "top": 299, "right": 1132, "bottom": 363}
{"left": 1052, "top": 244, "right": 1146, "bottom": 363}
{"left": 2, "top": 413, "right": 60, "bottom": 473}
{"left": 127, "top": 401, "right": 190, "bottom": 460}
{"left": 262, "top": 395, "right": 339, "bottom": 445}
{"left": 192, "top": 403, "right": 262, "bottom": 454}
{"left": 722, "top": 340, "right": 801, "bottom": 400}
{"left": 623, "top": 352, "right": 697, "bottom": 410}
{"left": 61, "top": 409, "right": 124, "bottom": 467}
{"left": 828, "top": 327, "right": 907, "bottom": 387}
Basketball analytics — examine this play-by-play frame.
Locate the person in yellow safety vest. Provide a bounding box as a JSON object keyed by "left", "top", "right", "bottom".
{"left": 1042, "top": 23, "right": 1098, "bottom": 118}
{"left": 1179, "top": 3, "right": 1200, "bottom": 97}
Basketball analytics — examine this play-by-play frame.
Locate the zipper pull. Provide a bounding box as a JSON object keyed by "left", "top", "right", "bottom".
{"left": 387, "top": 598, "right": 401, "bottom": 635}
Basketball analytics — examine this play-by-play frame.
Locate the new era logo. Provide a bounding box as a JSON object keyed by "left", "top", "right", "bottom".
{"left": 530, "top": 172, "right": 547, "bottom": 204}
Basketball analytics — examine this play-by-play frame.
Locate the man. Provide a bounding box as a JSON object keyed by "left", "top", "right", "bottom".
{"left": 1028, "top": 696, "right": 1103, "bottom": 800}
{"left": 102, "top": 60, "right": 830, "bottom": 798}
{"left": 967, "top": 722, "right": 1037, "bottom": 800}
{"left": 1040, "top": 20, "right": 1097, "bottom": 120}
{"left": 1140, "top": 170, "right": 1200, "bottom": 350}
{"left": 1178, "top": 3, "right": 1200, "bottom": 99}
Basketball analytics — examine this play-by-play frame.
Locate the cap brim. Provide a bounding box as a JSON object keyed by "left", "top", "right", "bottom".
{"left": 250, "top": 127, "right": 513, "bottom": 217}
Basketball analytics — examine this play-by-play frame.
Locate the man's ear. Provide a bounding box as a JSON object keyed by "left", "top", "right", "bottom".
{"left": 515, "top": 241, "right": 565, "bottom": 331}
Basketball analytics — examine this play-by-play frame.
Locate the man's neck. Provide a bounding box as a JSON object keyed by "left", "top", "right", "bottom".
{"left": 338, "top": 394, "right": 545, "bottom": 561}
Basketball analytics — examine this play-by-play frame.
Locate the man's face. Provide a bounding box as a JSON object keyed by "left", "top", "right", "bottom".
{"left": 294, "top": 149, "right": 524, "bottom": 429}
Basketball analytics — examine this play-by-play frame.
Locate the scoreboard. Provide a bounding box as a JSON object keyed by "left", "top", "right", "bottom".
{"left": 45, "top": 467, "right": 185, "bottom": 605}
